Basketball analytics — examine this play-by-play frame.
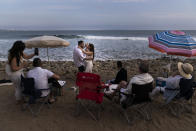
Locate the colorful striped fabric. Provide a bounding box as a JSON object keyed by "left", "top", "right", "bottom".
{"left": 148, "top": 30, "right": 196, "bottom": 57}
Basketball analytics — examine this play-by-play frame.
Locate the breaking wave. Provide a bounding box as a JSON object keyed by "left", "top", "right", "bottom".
{"left": 79, "top": 35, "right": 148, "bottom": 41}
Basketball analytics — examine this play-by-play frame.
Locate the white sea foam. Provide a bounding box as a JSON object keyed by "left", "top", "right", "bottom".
{"left": 82, "top": 35, "right": 196, "bottom": 42}
{"left": 81, "top": 35, "right": 148, "bottom": 41}
{"left": 0, "top": 39, "right": 11, "bottom": 43}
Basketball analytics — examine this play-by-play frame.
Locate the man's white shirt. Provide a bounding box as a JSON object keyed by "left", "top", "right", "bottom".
{"left": 27, "top": 67, "right": 54, "bottom": 97}
{"left": 73, "top": 46, "right": 86, "bottom": 67}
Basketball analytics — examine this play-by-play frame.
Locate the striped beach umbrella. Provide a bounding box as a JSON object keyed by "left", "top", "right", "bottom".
{"left": 148, "top": 30, "right": 196, "bottom": 57}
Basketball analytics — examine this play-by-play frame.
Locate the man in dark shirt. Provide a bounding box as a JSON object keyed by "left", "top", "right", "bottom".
{"left": 111, "top": 61, "right": 127, "bottom": 84}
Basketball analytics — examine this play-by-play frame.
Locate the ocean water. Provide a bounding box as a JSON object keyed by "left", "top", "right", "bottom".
{"left": 0, "top": 30, "right": 196, "bottom": 61}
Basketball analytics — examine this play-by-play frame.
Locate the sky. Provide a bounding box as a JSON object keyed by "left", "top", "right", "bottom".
{"left": 0, "top": 0, "right": 196, "bottom": 30}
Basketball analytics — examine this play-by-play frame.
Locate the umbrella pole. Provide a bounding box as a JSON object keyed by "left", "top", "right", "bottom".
{"left": 170, "top": 55, "right": 173, "bottom": 63}
{"left": 168, "top": 55, "right": 173, "bottom": 77}
{"left": 47, "top": 47, "right": 51, "bottom": 67}
{"left": 47, "top": 47, "right": 49, "bottom": 62}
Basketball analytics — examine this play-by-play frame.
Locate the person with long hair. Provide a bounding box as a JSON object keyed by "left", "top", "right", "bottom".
{"left": 6, "top": 41, "right": 36, "bottom": 104}
{"left": 81, "top": 43, "right": 94, "bottom": 73}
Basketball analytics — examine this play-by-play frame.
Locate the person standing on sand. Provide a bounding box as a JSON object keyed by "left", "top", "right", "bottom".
{"left": 73, "top": 41, "right": 92, "bottom": 72}
{"left": 80, "top": 43, "right": 94, "bottom": 73}
{"left": 73, "top": 41, "right": 86, "bottom": 72}
{"left": 6, "top": 41, "right": 37, "bottom": 104}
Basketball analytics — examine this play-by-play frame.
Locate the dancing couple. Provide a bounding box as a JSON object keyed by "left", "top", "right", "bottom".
{"left": 73, "top": 40, "right": 94, "bottom": 73}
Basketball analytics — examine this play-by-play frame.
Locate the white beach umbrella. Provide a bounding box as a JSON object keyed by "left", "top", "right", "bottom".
{"left": 24, "top": 35, "right": 70, "bottom": 61}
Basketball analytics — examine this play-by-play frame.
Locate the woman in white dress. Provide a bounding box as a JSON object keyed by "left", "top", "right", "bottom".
{"left": 6, "top": 41, "right": 36, "bottom": 104}
{"left": 81, "top": 43, "right": 94, "bottom": 73}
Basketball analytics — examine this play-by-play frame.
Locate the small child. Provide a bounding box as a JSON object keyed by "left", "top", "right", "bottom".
{"left": 118, "top": 81, "right": 128, "bottom": 103}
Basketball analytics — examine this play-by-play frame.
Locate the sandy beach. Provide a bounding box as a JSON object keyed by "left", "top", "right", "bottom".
{"left": 0, "top": 58, "right": 196, "bottom": 131}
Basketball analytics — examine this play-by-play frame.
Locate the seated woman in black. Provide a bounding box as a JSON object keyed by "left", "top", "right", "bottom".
{"left": 178, "top": 62, "right": 194, "bottom": 100}
{"left": 110, "top": 61, "right": 127, "bottom": 84}
{"left": 150, "top": 62, "right": 194, "bottom": 103}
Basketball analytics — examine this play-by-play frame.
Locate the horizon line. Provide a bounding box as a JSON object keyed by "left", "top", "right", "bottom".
{"left": 1, "top": 29, "right": 196, "bottom": 31}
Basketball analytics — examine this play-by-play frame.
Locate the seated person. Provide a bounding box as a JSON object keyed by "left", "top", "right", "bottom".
{"left": 120, "top": 62, "right": 153, "bottom": 102}
{"left": 108, "top": 61, "right": 127, "bottom": 84}
{"left": 105, "top": 61, "right": 153, "bottom": 103}
{"left": 150, "top": 62, "right": 194, "bottom": 104}
{"left": 27, "top": 58, "right": 60, "bottom": 102}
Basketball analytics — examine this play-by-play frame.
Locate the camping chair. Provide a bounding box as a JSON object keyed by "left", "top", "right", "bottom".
{"left": 106, "top": 82, "right": 153, "bottom": 124}
{"left": 165, "top": 92, "right": 195, "bottom": 117}
{"left": 21, "top": 75, "right": 51, "bottom": 117}
{"left": 75, "top": 72, "right": 107, "bottom": 121}
{"left": 122, "top": 82, "right": 153, "bottom": 123}
{"left": 164, "top": 79, "right": 196, "bottom": 117}
{"left": 191, "top": 84, "right": 196, "bottom": 112}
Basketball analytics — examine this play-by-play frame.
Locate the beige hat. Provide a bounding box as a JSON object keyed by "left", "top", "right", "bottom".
{"left": 178, "top": 62, "right": 193, "bottom": 79}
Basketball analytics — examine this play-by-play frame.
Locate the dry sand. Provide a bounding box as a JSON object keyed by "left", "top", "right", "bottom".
{"left": 0, "top": 58, "right": 196, "bottom": 131}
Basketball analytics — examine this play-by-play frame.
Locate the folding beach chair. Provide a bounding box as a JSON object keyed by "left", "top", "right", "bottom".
{"left": 121, "top": 82, "right": 153, "bottom": 123}
{"left": 106, "top": 82, "right": 153, "bottom": 124}
{"left": 190, "top": 83, "right": 196, "bottom": 112}
{"left": 21, "top": 75, "right": 51, "bottom": 117}
{"left": 165, "top": 80, "right": 196, "bottom": 117}
{"left": 75, "top": 72, "right": 107, "bottom": 121}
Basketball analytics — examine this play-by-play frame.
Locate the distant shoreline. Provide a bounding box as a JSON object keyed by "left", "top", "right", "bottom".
{"left": 1, "top": 29, "right": 196, "bottom": 32}
{"left": 0, "top": 56, "right": 189, "bottom": 62}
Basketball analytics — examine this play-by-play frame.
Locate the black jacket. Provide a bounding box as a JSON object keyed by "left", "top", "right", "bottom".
{"left": 112, "top": 68, "right": 127, "bottom": 84}
{"left": 179, "top": 78, "right": 194, "bottom": 100}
